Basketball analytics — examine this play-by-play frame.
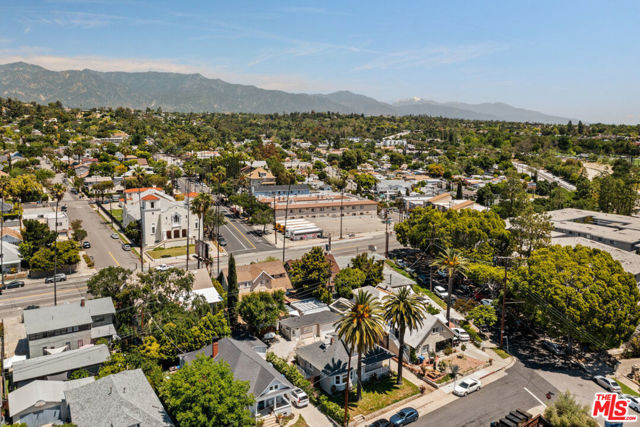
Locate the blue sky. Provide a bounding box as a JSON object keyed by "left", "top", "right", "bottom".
{"left": 1, "top": 1, "right": 638, "bottom": 123}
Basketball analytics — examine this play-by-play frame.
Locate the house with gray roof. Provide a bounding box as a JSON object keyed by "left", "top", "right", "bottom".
{"left": 12, "top": 344, "right": 110, "bottom": 387}
{"left": 9, "top": 377, "right": 95, "bottom": 427}
{"left": 296, "top": 337, "right": 393, "bottom": 394}
{"left": 279, "top": 311, "right": 341, "bottom": 342}
{"left": 179, "top": 338, "right": 294, "bottom": 418}
{"left": 24, "top": 297, "right": 116, "bottom": 358}
{"left": 393, "top": 313, "right": 455, "bottom": 357}
{"left": 64, "top": 369, "right": 173, "bottom": 427}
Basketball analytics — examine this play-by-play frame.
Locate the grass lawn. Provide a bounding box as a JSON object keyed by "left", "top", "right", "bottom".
{"left": 149, "top": 245, "right": 195, "bottom": 259}
{"left": 385, "top": 260, "right": 414, "bottom": 280}
{"left": 327, "top": 374, "right": 420, "bottom": 418}
{"left": 291, "top": 415, "right": 309, "bottom": 427}
{"left": 491, "top": 348, "right": 510, "bottom": 359}
{"left": 110, "top": 208, "right": 123, "bottom": 222}
{"left": 619, "top": 381, "right": 640, "bottom": 397}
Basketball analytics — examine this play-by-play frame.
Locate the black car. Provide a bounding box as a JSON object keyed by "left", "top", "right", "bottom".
{"left": 369, "top": 420, "right": 392, "bottom": 427}
{"left": 82, "top": 241, "right": 91, "bottom": 249}
{"left": 390, "top": 408, "right": 419, "bottom": 426}
{"left": 3, "top": 280, "right": 25, "bottom": 289}
{"left": 24, "top": 305, "right": 40, "bottom": 310}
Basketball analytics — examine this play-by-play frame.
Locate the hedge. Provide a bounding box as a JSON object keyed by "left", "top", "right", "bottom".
{"left": 460, "top": 320, "right": 483, "bottom": 348}
{"left": 266, "top": 352, "right": 347, "bottom": 423}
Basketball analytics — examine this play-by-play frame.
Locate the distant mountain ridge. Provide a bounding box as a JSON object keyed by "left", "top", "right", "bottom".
{"left": 0, "top": 62, "right": 570, "bottom": 123}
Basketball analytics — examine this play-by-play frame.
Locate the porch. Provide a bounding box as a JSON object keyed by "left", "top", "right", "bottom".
{"left": 256, "top": 394, "right": 292, "bottom": 418}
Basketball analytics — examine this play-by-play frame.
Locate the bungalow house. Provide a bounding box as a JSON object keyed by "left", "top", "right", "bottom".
{"left": 390, "top": 313, "right": 455, "bottom": 357}
{"left": 279, "top": 311, "right": 341, "bottom": 342}
{"left": 0, "top": 242, "right": 22, "bottom": 273}
{"left": 222, "top": 260, "right": 292, "bottom": 297}
{"left": 8, "top": 377, "right": 95, "bottom": 426}
{"left": 179, "top": 338, "right": 294, "bottom": 419}
{"left": 247, "top": 167, "right": 276, "bottom": 186}
{"left": 296, "top": 337, "right": 393, "bottom": 394}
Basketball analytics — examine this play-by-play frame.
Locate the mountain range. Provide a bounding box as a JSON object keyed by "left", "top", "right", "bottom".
{"left": 0, "top": 62, "right": 570, "bottom": 123}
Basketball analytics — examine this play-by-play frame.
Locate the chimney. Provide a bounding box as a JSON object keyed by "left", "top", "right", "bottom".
{"left": 211, "top": 336, "right": 219, "bottom": 358}
{"left": 80, "top": 297, "right": 85, "bottom": 307}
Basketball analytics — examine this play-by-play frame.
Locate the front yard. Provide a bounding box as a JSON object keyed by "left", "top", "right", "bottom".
{"left": 149, "top": 244, "right": 195, "bottom": 259}
{"left": 110, "top": 208, "right": 123, "bottom": 222}
{"left": 327, "top": 374, "right": 420, "bottom": 418}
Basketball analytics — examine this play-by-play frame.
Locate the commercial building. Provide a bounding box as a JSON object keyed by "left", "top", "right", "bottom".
{"left": 251, "top": 184, "right": 310, "bottom": 198}
{"left": 259, "top": 193, "right": 378, "bottom": 220}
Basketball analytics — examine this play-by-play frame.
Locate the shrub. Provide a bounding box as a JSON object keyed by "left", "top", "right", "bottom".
{"left": 82, "top": 253, "right": 94, "bottom": 268}
{"left": 443, "top": 346, "right": 453, "bottom": 356}
{"left": 453, "top": 298, "right": 476, "bottom": 314}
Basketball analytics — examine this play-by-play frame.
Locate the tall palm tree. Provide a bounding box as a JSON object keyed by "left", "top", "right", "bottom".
{"left": 0, "top": 176, "right": 11, "bottom": 289}
{"left": 335, "top": 290, "right": 385, "bottom": 409}
{"left": 51, "top": 183, "right": 66, "bottom": 306}
{"left": 190, "top": 193, "right": 213, "bottom": 268}
{"left": 132, "top": 167, "right": 147, "bottom": 271}
{"left": 431, "top": 248, "right": 468, "bottom": 323}
{"left": 383, "top": 287, "right": 428, "bottom": 385}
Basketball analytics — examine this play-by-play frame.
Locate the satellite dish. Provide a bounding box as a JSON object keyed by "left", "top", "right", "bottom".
{"left": 34, "top": 400, "right": 46, "bottom": 407}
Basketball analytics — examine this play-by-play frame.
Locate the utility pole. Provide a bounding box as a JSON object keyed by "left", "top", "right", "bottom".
{"left": 494, "top": 255, "right": 515, "bottom": 349}
{"left": 1, "top": 192, "right": 4, "bottom": 290}
{"left": 384, "top": 209, "right": 390, "bottom": 258}
{"left": 273, "top": 197, "right": 277, "bottom": 245}
{"left": 339, "top": 182, "right": 345, "bottom": 240}
{"left": 185, "top": 178, "right": 191, "bottom": 271}
{"left": 281, "top": 180, "right": 292, "bottom": 263}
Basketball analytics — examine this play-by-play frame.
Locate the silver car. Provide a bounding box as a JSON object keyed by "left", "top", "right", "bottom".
{"left": 594, "top": 376, "right": 621, "bottom": 393}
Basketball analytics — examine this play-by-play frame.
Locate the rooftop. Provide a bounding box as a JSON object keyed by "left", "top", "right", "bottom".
{"left": 24, "top": 297, "right": 115, "bottom": 336}
{"left": 279, "top": 310, "right": 341, "bottom": 329}
{"left": 9, "top": 377, "right": 95, "bottom": 417}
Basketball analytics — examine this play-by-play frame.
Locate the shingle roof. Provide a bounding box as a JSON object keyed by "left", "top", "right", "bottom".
{"left": 9, "top": 377, "right": 95, "bottom": 417}
{"left": 86, "top": 297, "right": 116, "bottom": 317}
{"left": 65, "top": 369, "right": 173, "bottom": 427}
{"left": 12, "top": 345, "right": 110, "bottom": 383}
{"left": 180, "top": 338, "right": 293, "bottom": 398}
{"left": 24, "top": 297, "right": 114, "bottom": 335}
{"left": 296, "top": 339, "right": 392, "bottom": 376}
{"left": 279, "top": 311, "right": 342, "bottom": 330}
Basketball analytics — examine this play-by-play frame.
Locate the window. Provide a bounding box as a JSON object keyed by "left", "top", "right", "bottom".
{"left": 432, "top": 327, "right": 440, "bottom": 333}
{"left": 269, "top": 384, "right": 278, "bottom": 391}
{"left": 335, "top": 375, "right": 341, "bottom": 385}
{"left": 151, "top": 226, "right": 155, "bottom": 234}
{"left": 172, "top": 213, "right": 181, "bottom": 226}
{"left": 150, "top": 202, "right": 155, "bottom": 209}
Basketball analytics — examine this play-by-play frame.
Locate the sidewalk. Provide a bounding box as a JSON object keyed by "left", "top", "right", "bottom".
{"left": 362, "top": 347, "right": 515, "bottom": 426}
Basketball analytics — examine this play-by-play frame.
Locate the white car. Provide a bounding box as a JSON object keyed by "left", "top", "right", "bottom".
{"left": 594, "top": 376, "right": 622, "bottom": 393}
{"left": 452, "top": 328, "right": 470, "bottom": 341}
{"left": 434, "top": 285, "right": 448, "bottom": 299}
{"left": 155, "top": 264, "right": 170, "bottom": 271}
{"left": 289, "top": 388, "right": 309, "bottom": 408}
{"left": 622, "top": 395, "right": 640, "bottom": 413}
{"left": 453, "top": 378, "right": 481, "bottom": 396}
{"left": 481, "top": 299, "right": 494, "bottom": 306}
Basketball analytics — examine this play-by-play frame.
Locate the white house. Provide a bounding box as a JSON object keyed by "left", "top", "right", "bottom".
{"left": 22, "top": 207, "right": 69, "bottom": 235}
{"left": 122, "top": 188, "right": 198, "bottom": 246}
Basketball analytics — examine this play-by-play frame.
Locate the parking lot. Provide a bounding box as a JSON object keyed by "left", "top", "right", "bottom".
{"left": 311, "top": 213, "right": 398, "bottom": 238}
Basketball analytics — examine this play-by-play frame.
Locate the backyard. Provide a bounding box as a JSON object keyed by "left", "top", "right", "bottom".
{"left": 149, "top": 244, "right": 195, "bottom": 259}
{"left": 327, "top": 374, "right": 420, "bottom": 418}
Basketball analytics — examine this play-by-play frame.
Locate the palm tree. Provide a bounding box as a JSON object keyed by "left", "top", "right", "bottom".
{"left": 383, "top": 287, "right": 428, "bottom": 385}
{"left": 51, "top": 183, "right": 66, "bottom": 306}
{"left": 0, "top": 176, "right": 11, "bottom": 289}
{"left": 335, "top": 290, "right": 385, "bottom": 411}
{"left": 190, "top": 193, "right": 213, "bottom": 268}
{"left": 431, "top": 248, "right": 468, "bottom": 323}
{"left": 132, "top": 167, "right": 147, "bottom": 271}
{"left": 203, "top": 207, "right": 226, "bottom": 239}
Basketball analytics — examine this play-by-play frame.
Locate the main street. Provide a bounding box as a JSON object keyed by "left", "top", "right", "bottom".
{"left": 418, "top": 361, "right": 558, "bottom": 426}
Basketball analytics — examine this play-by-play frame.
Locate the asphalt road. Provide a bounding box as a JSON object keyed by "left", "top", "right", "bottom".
{"left": 417, "top": 361, "right": 558, "bottom": 427}
{"left": 64, "top": 191, "right": 140, "bottom": 270}
{"left": 218, "top": 205, "right": 274, "bottom": 254}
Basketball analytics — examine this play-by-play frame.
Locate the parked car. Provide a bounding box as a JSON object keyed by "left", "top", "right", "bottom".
{"left": 390, "top": 408, "right": 418, "bottom": 426}
{"left": 434, "top": 285, "right": 448, "bottom": 299}
{"left": 262, "top": 332, "right": 276, "bottom": 343}
{"left": 155, "top": 264, "right": 170, "bottom": 271}
{"left": 122, "top": 244, "right": 131, "bottom": 251}
{"left": 453, "top": 378, "right": 482, "bottom": 396}
{"left": 110, "top": 233, "right": 119, "bottom": 239}
{"left": 45, "top": 273, "right": 66, "bottom": 283}
{"left": 60, "top": 205, "right": 67, "bottom": 212}
{"left": 217, "top": 237, "right": 227, "bottom": 247}
{"left": 369, "top": 420, "right": 392, "bottom": 427}
{"left": 542, "top": 340, "right": 564, "bottom": 355}
{"left": 70, "top": 188, "right": 78, "bottom": 194}
{"left": 82, "top": 241, "right": 91, "bottom": 249}
{"left": 451, "top": 327, "right": 470, "bottom": 342}
{"left": 289, "top": 388, "right": 309, "bottom": 408}
{"left": 480, "top": 298, "right": 494, "bottom": 306}
{"left": 3, "top": 280, "right": 25, "bottom": 289}
{"left": 622, "top": 395, "right": 640, "bottom": 412}
{"left": 594, "top": 376, "right": 621, "bottom": 393}
{"left": 24, "top": 305, "right": 40, "bottom": 310}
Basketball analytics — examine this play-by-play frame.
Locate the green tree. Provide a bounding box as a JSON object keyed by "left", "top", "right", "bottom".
{"left": 467, "top": 305, "right": 497, "bottom": 329}
{"left": 455, "top": 181, "right": 463, "bottom": 199}
{"left": 69, "top": 369, "right": 90, "bottom": 379}
{"left": 494, "top": 170, "right": 528, "bottom": 218}
{"left": 70, "top": 219, "right": 87, "bottom": 242}
{"left": 383, "top": 287, "right": 427, "bottom": 385}
{"left": 288, "top": 246, "right": 331, "bottom": 294}
{"left": 432, "top": 248, "right": 468, "bottom": 323}
{"left": 511, "top": 245, "right": 640, "bottom": 349}
{"left": 544, "top": 391, "right": 597, "bottom": 427}
{"left": 160, "top": 355, "right": 254, "bottom": 427}
{"left": 237, "top": 290, "right": 286, "bottom": 335}
{"left": 29, "top": 240, "right": 79, "bottom": 272}
{"left": 354, "top": 173, "right": 377, "bottom": 194}
{"left": 335, "top": 290, "right": 385, "bottom": 403}
{"left": 191, "top": 193, "right": 214, "bottom": 243}
{"left": 248, "top": 208, "right": 272, "bottom": 234}
{"left": 509, "top": 205, "right": 553, "bottom": 257}
{"left": 334, "top": 267, "right": 366, "bottom": 299}
{"left": 350, "top": 253, "right": 384, "bottom": 287}
{"left": 227, "top": 254, "right": 238, "bottom": 328}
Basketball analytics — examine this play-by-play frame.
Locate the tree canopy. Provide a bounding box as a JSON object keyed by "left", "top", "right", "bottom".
{"left": 237, "top": 290, "right": 286, "bottom": 335}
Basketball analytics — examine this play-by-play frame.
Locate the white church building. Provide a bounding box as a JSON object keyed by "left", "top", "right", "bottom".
{"left": 122, "top": 187, "right": 199, "bottom": 246}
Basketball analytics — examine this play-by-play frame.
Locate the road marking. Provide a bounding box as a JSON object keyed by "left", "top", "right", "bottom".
{"left": 226, "top": 218, "right": 256, "bottom": 249}
{"left": 108, "top": 251, "right": 121, "bottom": 266}
{"left": 0, "top": 286, "right": 87, "bottom": 303}
{"left": 523, "top": 387, "right": 547, "bottom": 408}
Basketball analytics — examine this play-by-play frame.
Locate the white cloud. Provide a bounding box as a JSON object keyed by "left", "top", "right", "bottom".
{"left": 354, "top": 42, "right": 509, "bottom": 72}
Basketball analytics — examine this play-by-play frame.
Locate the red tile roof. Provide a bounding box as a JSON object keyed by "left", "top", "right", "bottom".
{"left": 141, "top": 195, "right": 160, "bottom": 201}
{"left": 124, "top": 187, "right": 162, "bottom": 194}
